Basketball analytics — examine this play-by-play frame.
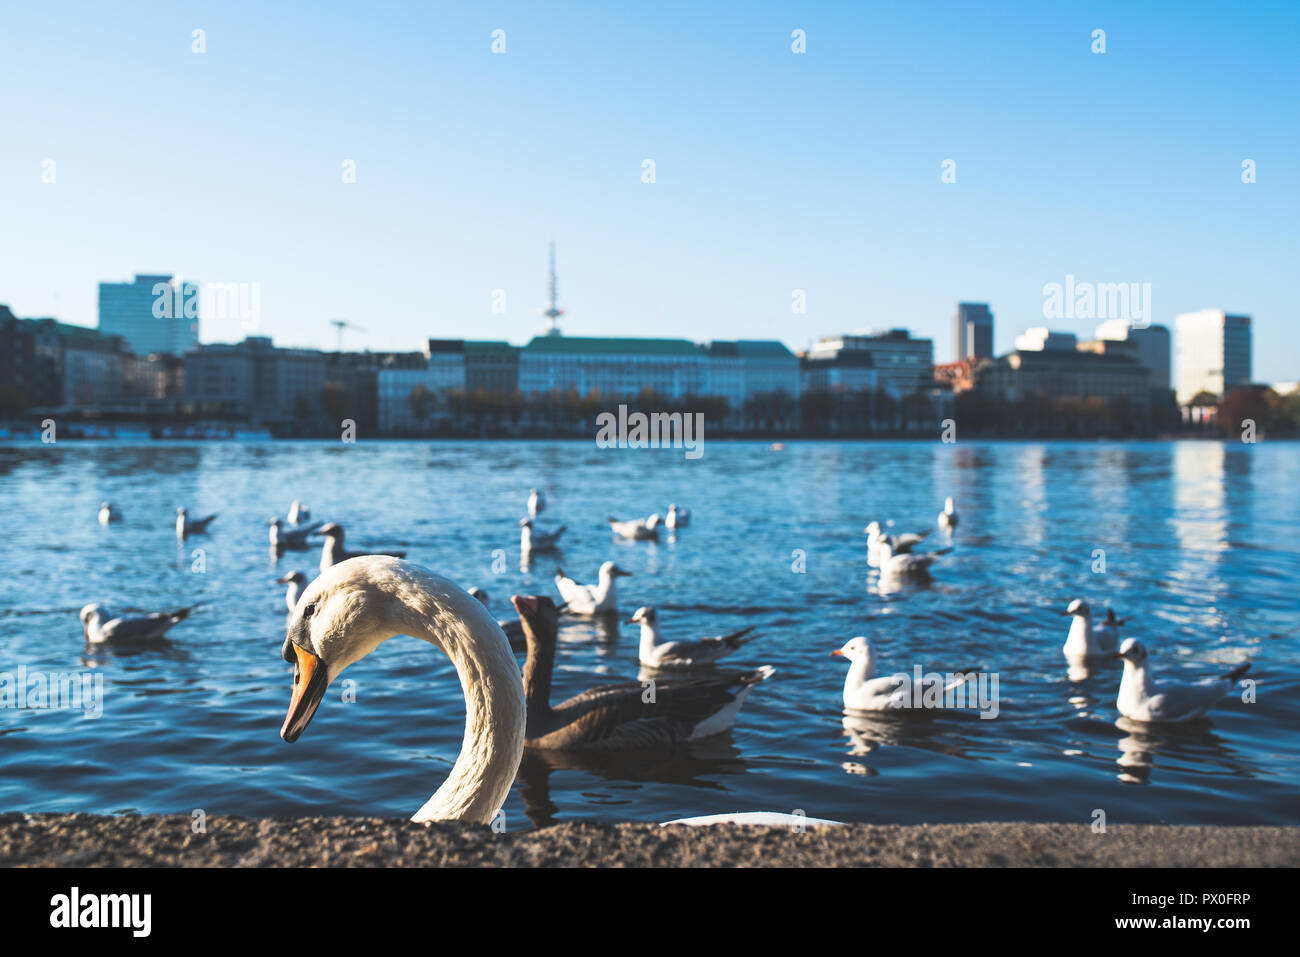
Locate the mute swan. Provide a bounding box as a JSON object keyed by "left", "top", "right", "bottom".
{"left": 554, "top": 561, "right": 630, "bottom": 615}
{"left": 1061, "top": 599, "right": 1126, "bottom": 657}
{"left": 519, "top": 518, "right": 565, "bottom": 553}
{"left": 665, "top": 504, "right": 689, "bottom": 529}
{"left": 176, "top": 507, "right": 217, "bottom": 537}
{"left": 1116, "top": 638, "right": 1250, "bottom": 723}
{"left": 938, "top": 497, "right": 958, "bottom": 531}
{"left": 80, "top": 603, "right": 193, "bottom": 644}
{"left": 626, "top": 606, "right": 760, "bottom": 669}
{"left": 527, "top": 488, "right": 545, "bottom": 517}
{"left": 608, "top": 515, "right": 661, "bottom": 541}
{"left": 279, "top": 556, "right": 525, "bottom": 823}
{"left": 313, "top": 522, "right": 407, "bottom": 573}
{"left": 270, "top": 518, "right": 324, "bottom": 549}
{"left": 512, "top": 595, "right": 774, "bottom": 749}
{"left": 98, "top": 502, "right": 122, "bottom": 525}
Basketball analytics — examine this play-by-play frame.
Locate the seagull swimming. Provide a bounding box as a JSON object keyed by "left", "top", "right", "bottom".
{"left": 1116, "top": 638, "right": 1251, "bottom": 723}
{"left": 864, "top": 521, "right": 929, "bottom": 567}
{"left": 877, "top": 539, "right": 950, "bottom": 579}
{"left": 1062, "top": 599, "right": 1126, "bottom": 657}
{"left": 527, "top": 488, "right": 545, "bottom": 518}
{"left": 627, "top": 606, "right": 760, "bottom": 669}
{"left": 519, "top": 518, "right": 565, "bottom": 553}
{"left": 666, "top": 504, "right": 690, "bottom": 529}
{"left": 98, "top": 502, "right": 122, "bottom": 525}
{"left": 276, "top": 571, "right": 308, "bottom": 613}
{"left": 314, "top": 522, "right": 407, "bottom": 573}
{"left": 938, "top": 497, "right": 959, "bottom": 531}
{"left": 609, "top": 514, "right": 662, "bottom": 541}
{"left": 555, "top": 561, "right": 631, "bottom": 615}
{"left": 176, "top": 507, "right": 217, "bottom": 538}
{"left": 831, "top": 637, "right": 977, "bottom": 712}
{"left": 79, "top": 603, "right": 193, "bottom": 645}
{"left": 288, "top": 501, "right": 311, "bottom": 525}
{"left": 270, "top": 518, "right": 325, "bottom": 550}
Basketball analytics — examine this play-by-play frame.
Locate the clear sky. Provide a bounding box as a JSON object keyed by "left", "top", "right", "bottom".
{"left": 1, "top": 1, "right": 1296, "bottom": 377}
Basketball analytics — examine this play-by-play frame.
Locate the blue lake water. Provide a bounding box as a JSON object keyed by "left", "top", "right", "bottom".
{"left": 0, "top": 439, "right": 1296, "bottom": 828}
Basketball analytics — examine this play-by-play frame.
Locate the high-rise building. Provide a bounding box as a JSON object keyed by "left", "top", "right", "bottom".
{"left": 953, "top": 302, "right": 994, "bottom": 361}
{"left": 1095, "top": 320, "right": 1171, "bottom": 391}
{"left": 98, "top": 274, "right": 200, "bottom": 357}
{"left": 1174, "top": 310, "right": 1252, "bottom": 404}
{"left": 808, "top": 329, "right": 934, "bottom": 396}
{"left": 1015, "top": 327, "right": 1078, "bottom": 352}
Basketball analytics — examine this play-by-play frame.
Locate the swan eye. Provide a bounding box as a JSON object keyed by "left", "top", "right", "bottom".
{"left": 300, "top": 601, "right": 317, "bottom": 620}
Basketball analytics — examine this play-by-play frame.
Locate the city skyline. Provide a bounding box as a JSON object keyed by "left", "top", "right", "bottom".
{"left": 1, "top": 2, "right": 1295, "bottom": 378}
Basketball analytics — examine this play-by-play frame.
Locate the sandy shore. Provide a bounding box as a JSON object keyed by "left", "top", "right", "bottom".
{"left": 2, "top": 813, "right": 1297, "bottom": 866}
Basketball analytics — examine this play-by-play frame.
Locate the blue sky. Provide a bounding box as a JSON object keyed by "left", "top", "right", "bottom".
{"left": 1, "top": 1, "right": 1296, "bottom": 377}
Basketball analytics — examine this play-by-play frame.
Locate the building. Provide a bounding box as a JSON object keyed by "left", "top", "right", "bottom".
{"left": 953, "top": 303, "right": 994, "bottom": 361}
{"left": 517, "top": 336, "right": 708, "bottom": 400}
{"left": 464, "top": 341, "right": 519, "bottom": 394}
{"left": 801, "top": 350, "right": 878, "bottom": 394}
{"left": 98, "top": 274, "right": 200, "bottom": 357}
{"left": 1014, "top": 327, "right": 1078, "bottom": 352}
{"left": 1174, "top": 310, "right": 1252, "bottom": 405}
{"left": 184, "top": 336, "right": 326, "bottom": 424}
{"left": 806, "top": 329, "right": 934, "bottom": 396}
{"left": 975, "top": 348, "right": 1151, "bottom": 411}
{"left": 1095, "top": 320, "right": 1171, "bottom": 391}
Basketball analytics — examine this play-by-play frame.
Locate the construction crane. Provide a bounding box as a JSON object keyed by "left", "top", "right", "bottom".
{"left": 329, "top": 319, "right": 366, "bottom": 353}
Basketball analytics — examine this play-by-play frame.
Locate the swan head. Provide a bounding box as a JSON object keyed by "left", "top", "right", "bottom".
{"left": 280, "top": 556, "right": 471, "bottom": 743}
{"left": 1064, "top": 598, "right": 1090, "bottom": 618}
{"left": 831, "top": 636, "right": 874, "bottom": 667}
{"left": 1117, "top": 637, "right": 1147, "bottom": 665}
{"left": 624, "top": 605, "right": 656, "bottom": 626}
{"left": 511, "top": 594, "right": 559, "bottom": 649}
{"left": 598, "top": 561, "right": 631, "bottom": 582}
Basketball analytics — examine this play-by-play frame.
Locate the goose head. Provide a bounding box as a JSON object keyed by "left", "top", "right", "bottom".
{"left": 831, "top": 636, "right": 875, "bottom": 669}
{"left": 624, "top": 605, "right": 656, "bottom": 627}
{"left": 468, "top": 586, "right": 489, "bottom": 606}
{"left": 511, "top": 594, "right": 560, "bottom": 649}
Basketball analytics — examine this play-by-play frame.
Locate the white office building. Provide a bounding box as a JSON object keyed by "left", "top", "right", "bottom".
{"left": 1095, "top": 320, "right": 1172, "bottom": 391}
{"left": 1174, "top": 310, "right": 1252, "bottom": 404}
{"left": 807, "top": 329, "right": 933, "bottom": 396}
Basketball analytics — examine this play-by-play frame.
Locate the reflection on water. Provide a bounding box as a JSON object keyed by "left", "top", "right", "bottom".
{"left": 0, "top": 439, "right": 1297, "bottom": 827}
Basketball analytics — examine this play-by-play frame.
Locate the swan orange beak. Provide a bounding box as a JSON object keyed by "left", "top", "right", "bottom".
{"left": 281, "top": 643, "right": 329, "bottom": 743}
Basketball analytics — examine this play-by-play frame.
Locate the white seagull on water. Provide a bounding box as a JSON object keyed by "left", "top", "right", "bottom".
{"left": 1061, "top": 598, "right": 1127, "bottom": 657}
{"left": 98, "top": 502, "right": 122, "bottom": 525}
{"left": 554, "top": 561, "right": 631, "bottom": 615}
{"left": 79, "top": 603, "right": 194, "bottom": 645}
{"left": 1116, "top": 638, "right": 1251, "bottom": 723}
{"left": 276, "top": 571, "right": 308, "bottom": 613}
{"left": 666, "top": 504, "right": 690, "bottom": 529}
{"left": 876, "top": 539, "right": 950, "bottom": 580}
{"left": 519, "top": 518, "right": 566, "bottom": 553}
{"left": 626, "top": 606, "right": 760, "bottom": 669}
{"left": 609, "top": 514, "right": 662, "bottom": 541}
{"left": 831, "top": 637, "right": 976, "bottom": 712}
{"left": 270, "top": 518, "right": 325, "bottom": 549}
{"left": 864, "top": 521, "right": 929, "bottom": 567}
{"left": 288, "top": 501, "right": 311, "bottom": 525}
{"left": 176, "top": 507, "right": 217, "bottom": 538}
{"left": 938, "top": 497, "right": 959, "bottom": 531}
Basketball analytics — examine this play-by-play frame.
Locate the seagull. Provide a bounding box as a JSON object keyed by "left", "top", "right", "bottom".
{"left": 469, "top": 586, "right": 527, "bottom": 651}
{"left": 288, "top": 501, "right": 311, "bottom": 525}
{"left": 609, "top": 514, "right": 662, "bottom": 541}
{"left": 98, "top": 502, "right": 122, "bottom": 525}
{"left": 1116, "top": 638, "right": 1251, "bottom": 723}
{"left": 527, "top": 488, "right": 545, "bottom": 518}
{"left": 555, "top": 561, "right": 631, "bottom": 615}
{"left": 519, "top": 518, "right": 565, "bottom": 553}
{"left": 877, "top": 539, "right": 950, "bottom": 579}
{"left": 276, "top": 571, "right": 308, "bottom": 614}
{"left": 831, "top": 637, "right": 977, "bottom": 712}
{"left": 313, "top": 522, "right": 407, "bottom": 573}
{"left": 666, "top": 504, "right": 690, "bottom": 529}
{"left": 864, "top": 521, "right": 929, "bottom": 567}
{"left": 79, "top": 603, "right": 194, "bottom": 645}
{"left": 627, "top": 606, "right": 760, "bottom": 669}
{"left": 1061, "top": 599, "right": 1126, "bottom": 657}
{"left": 176, "top": 507, "right": 217, "bottom": 538}
{"left": 270, "top": 518, "right": 324, "bottom": 550}
{"left": 938, "top": 497, "right": 959, "bottom": 531}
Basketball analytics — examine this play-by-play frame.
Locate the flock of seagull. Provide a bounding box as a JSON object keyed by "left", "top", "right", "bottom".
{"left": 82, "top": 485, "right": 1253, "bottom": 826}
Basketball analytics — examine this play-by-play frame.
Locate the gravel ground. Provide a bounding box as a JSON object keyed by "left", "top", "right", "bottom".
{"left": 2, "top": 813, "right": 1297, "bottom": 867}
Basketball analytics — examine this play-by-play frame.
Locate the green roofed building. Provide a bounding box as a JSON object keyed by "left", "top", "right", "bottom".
{"left": 517, "top": 336, "right": 708, "bottom": 399}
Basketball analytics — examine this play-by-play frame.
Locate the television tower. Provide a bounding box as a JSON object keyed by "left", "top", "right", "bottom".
{"left": 539, "top": 242, "right": 564, "bottom": 336}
